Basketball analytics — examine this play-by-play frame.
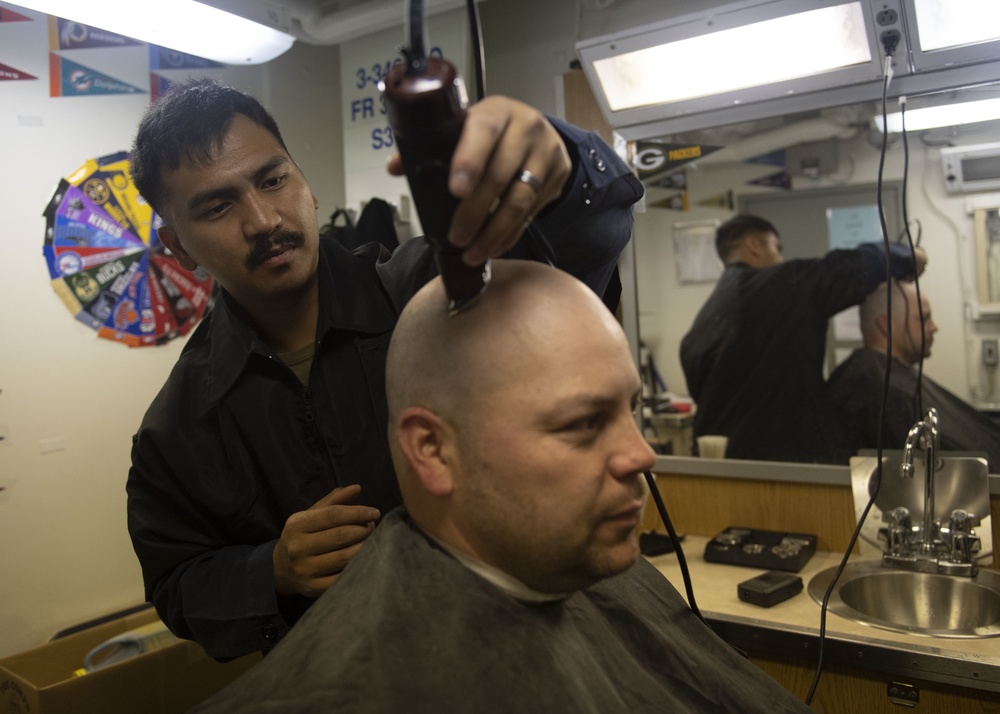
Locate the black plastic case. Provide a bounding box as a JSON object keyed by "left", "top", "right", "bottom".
{"left": 737, "top": 571, "right": 803, "bottom": 607}
{"left": 704, "top": 526, "right": 817, "bottom": 572}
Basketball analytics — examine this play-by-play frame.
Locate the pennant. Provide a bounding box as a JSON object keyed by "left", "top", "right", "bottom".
{"left": 51, "top": 250, "right": 145, "bottom": 329}
{"left": 649, "top": 192, "right": 689, "bottom": 211}
{"left": 696, "top": 191, "right": 734, "bottom": 210}
{"left": 746, "top": 149, "right": 786, "bottom": 167}
{"left": 149, "top": 45, "right": 224, "bottom": 70}
{"left": 150, "top": 72, "right": 172, "bottom": 102}
{"left": 65, "top": 152, "right": 155, "bottom": 245}
{"left": 0, "top": 62, "right": 36, "bottom": 81}
{"left": 48, "top": 16, "right": 141, "bottom": 51}
{"left": 0, "top": 7, "right": 32, "bottom": 22}
{"left": 49, "top": 53, "right": 145, "bottom": 97}
{"left": 149, "top": 253, "right": 214, "bottom": 336}
{"left": 630, "top": 141, "right": 722, "bottom": 183}
{"left": 648, "top": 171, "right": 686, "bottom": 191}
{"left": 748, "top": 171, "right": 792, "bottom": 190}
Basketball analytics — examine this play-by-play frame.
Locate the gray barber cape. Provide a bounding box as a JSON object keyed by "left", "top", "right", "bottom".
{"left": 193, "top": 509, "right": 811, "bottom": 713}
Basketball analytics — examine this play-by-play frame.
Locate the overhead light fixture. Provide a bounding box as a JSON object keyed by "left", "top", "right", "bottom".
{"left": 577, "top": 0, "right": 1000, "bottom": 139}
{"left": 12, "top": 0, "right": 295, "bottom": 65}
{"left": 588, "top": 2, "right": 871, "bottom": 113}
{"left": 911, "top": 0, "right": 1000, "bottom": 52}
{"left": 876, "top": 97, "right": 1000, "bottom": 133}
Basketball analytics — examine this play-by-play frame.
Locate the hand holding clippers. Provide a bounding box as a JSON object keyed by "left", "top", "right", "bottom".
{"left": 381, "top": 41, "right": 490, "bottom": 314}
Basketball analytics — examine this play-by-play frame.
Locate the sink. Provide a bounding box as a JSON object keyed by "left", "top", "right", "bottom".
{"left": 808, "top": 560, "right": 1000, "bottom": 638}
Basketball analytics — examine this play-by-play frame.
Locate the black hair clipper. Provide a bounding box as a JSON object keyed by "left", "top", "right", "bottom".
{"left": 382, "top": 55, "right": 491, "bottom": 315}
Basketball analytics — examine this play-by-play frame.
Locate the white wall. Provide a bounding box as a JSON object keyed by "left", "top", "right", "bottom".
{"left": 0, "top": 3, "right": 343, "bottom": 658}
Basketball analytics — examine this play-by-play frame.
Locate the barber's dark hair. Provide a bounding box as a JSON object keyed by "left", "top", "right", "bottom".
{"left": 129, "top": 77, "right": 288, "bottom": 216}
{"left": 715, "top": 214, "right": 779, "bottom": 262}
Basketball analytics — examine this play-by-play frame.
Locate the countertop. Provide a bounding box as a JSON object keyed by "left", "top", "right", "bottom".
{"left": 648, "top": 536, "right": 1000, "bottom": 693}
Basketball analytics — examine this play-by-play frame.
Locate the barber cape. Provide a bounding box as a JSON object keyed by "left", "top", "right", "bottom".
{"left": 193, "top": 509, "right": 811, "bottom": 713}
{"left": 828, "top": 347, "right": 1000, "bottom": 469}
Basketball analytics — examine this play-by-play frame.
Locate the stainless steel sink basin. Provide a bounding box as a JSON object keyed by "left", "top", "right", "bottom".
{"left": 808, "top": 560, "right": 1000, "bottom": 638}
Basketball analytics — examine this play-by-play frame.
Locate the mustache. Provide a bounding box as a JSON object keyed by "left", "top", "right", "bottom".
{"left": 245, "top": 230, "right": 306, "bottom": 270}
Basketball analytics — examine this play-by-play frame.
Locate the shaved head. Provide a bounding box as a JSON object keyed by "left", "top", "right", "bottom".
{"left": 386, "top": 259, "right": 655, "bottom": 593}
{"left": 387, "top": 259, "right": 618, "bottom": 437}
{"left": 860, "top": 280, "right": 937, "bottom": 364}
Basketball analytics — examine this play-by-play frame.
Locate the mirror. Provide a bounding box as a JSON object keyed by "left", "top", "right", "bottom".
{"left": 631, "top": 89, "right": 1000, "bottom": 464}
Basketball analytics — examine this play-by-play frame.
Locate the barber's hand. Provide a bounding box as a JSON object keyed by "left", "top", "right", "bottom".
{"left": 272, "top": 484, "right": 379, "bottom": 599}
{"left": 387, "top": 95, "right": 571, "bottom": 265}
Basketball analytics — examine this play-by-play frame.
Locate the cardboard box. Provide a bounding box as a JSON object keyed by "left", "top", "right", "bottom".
{"left": 0, "top": 608, "right": 261, "bottom": 713}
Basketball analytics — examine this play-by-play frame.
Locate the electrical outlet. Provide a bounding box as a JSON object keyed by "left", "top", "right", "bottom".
{"left": 880, "top": 29, "right": 901, "bottom": 55}
{"left": 983, "top": 338, "right": 999, "bottom": 367}
{"left": 870, "top": 0, "right": 910, "bottom": 74}
{"left": 876, "top": 9, "right": 899, "bottom": 25}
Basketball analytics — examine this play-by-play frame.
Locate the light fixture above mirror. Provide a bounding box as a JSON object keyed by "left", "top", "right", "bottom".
{"left": 576, "top": 0, "right": 1000, "bottom": 139}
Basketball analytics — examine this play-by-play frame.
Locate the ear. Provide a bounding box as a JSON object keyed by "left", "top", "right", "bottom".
{"left": 396, "top": 407, "right": 456, "bottom": 497}
{"left": 157, "top": 225, "right": 199, "bottom": 272}
{"left": 743, "top": 232, "right": 765, "bottom": 257}
{"left": 312, "top": 193, "right": 319, "bottom": 210}
{"left": 874, "top": 312, "right": 890, "bottom": 337}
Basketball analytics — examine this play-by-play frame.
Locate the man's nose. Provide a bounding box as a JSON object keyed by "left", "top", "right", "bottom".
{"left": 610, "top": 418, "right": 657, "bottom": 479}
{"left": 243, "top": 193, "right": 281, "bottom": 238}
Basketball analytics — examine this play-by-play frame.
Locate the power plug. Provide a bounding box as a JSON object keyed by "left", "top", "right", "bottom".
{"left": 880, "top": 29, "right": 901, "bottom": 56}
{"left": 983, "top": 338, "right": 999, "bottom": 368}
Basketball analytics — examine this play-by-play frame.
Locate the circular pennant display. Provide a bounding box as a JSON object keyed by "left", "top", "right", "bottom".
{"left": 43, "top": 151, "right": 214, "bottom": 347}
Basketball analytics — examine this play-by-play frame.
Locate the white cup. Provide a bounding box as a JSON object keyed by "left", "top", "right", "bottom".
{"left": 697, "top": 435, "right": 728, "bottom": 459}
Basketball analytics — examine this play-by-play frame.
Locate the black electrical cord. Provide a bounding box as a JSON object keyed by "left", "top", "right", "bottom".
{"left": 643, "top": 471, "right": 705, "bottom": 623}
{"left": 403, "top": 0, "right": 428, "bottom": 72}
{"left": 459, "top": 0, "right": 558, "bottom": 268}
{"left": 466, "top": 0, "right": 486, "bottom": 101}
{"left": 804, "top": 54, "right": 897, "bottom": 707}
{"left": 900, "top": 100, "right": 928, "bottom": 420}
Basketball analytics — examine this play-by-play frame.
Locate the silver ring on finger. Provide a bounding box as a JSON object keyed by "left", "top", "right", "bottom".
{"left": 515, "top": 169, "right": 543, "bottom": 193}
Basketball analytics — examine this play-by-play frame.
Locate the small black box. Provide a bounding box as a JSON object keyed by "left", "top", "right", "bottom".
{"left": 737, "top": 571, "right": 803, "bottom": 608}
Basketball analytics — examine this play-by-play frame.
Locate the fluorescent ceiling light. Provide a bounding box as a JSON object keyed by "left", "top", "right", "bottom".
{"left": 912, "top": 0, "right": 1000, "bottom": 52}
{"left": 876, "top": 97, "right": 1000, "bottom": 132}
{"left": 14, "top": 0, "right": 295, "bottom": 65}
{"left": 592, "top": 2, "right": 871, "bottom": 112}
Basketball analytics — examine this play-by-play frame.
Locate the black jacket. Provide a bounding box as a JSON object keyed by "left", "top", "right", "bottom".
{"left": 680, "top": 243, "right": 918, "bottom": 464}
{"left": 126, "top": 118, "right": 644, "bottom": 659}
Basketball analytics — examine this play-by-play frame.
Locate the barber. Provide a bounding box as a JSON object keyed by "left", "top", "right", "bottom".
{"left": 125, "top": 77, "right": 643, "bottom": 659}
{"left": 680, "top": 214, "right": 925, "bottom": 464}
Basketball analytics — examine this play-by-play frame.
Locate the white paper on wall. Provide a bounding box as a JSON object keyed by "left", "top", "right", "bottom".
{"left": 672, "top": 219, "right": 722, "bottom": 283}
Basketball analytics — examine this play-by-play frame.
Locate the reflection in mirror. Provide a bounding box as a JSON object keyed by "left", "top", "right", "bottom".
{"left": 633, "top": 90, "right": 1000, "bottom": 467}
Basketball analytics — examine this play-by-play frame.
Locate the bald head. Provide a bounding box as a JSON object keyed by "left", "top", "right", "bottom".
{"left": 387, "top": 259, "right": 623, "bottom": 435}
{"left": 386, "top": 259, "right": 655, "bottom": 592}
{"left": 859, "top": 280, "right": 936, "bottom": 364}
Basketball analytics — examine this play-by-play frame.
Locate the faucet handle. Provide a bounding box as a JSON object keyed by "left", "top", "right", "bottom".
{"left": 882, "top": 507, "right": 912, "bottom": 555}
{"left": 949, "top": 509, "right": 980, "bottom": 534}
{"left": 883, "top": 506, "right": 912, "bottom": 527}
{"left": 949, "top": 532, "right": 982, "bottom": 564}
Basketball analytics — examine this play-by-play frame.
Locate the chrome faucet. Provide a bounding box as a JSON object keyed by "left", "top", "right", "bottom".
{"left": 881, "top": 408, "right": 981, "bottom": 576}
{"left": 901, "top": 407, "right": 939, "bottom": 552}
